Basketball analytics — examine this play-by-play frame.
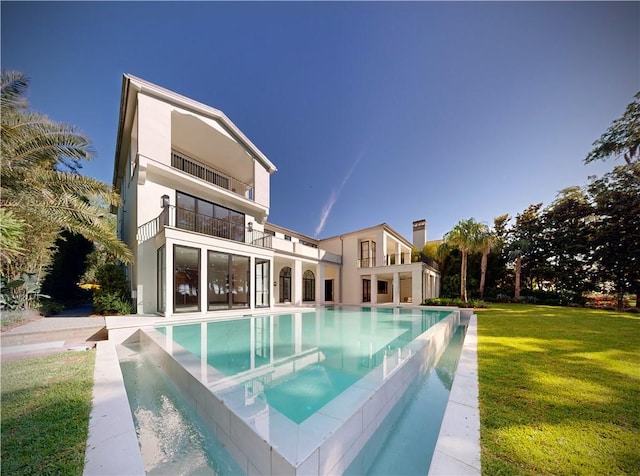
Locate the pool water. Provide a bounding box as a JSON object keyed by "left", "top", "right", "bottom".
{"left": 156, "top": 306, "right": 450, "bottom": 423}
{"left": 125, "top": 306, "right": 462, "bottom": 474}
{"left": 346, "top": 325, "right": 466, "bottom": 475}
{"left": 118, "top": 344, "right": 245, "bottom": 475}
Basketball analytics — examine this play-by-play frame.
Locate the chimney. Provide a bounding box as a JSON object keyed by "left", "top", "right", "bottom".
{"left": 412, "top": 219, "right": 427, "bottom": 249}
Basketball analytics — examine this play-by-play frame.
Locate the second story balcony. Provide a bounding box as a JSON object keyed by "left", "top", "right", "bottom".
{"left": 137, "top": 205, "right": 272, "bottom": 249}
{"left": 171, "top": 150, "right": 254, "bottom": 201}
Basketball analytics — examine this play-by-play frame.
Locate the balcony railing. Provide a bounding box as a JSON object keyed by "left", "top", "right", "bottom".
{"left": 137, "top": 205, "right": 272, "bottom": 248}
{"left": 171, "top": 150, "right": 254, "bottom": 201}
{"left": 385, "top": 253, "right": 411, "bottom": 265}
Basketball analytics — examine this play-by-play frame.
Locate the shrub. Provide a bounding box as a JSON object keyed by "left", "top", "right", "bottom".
{"left": 92, "top": 263, "right": 132, "bottom": 315}
{"left": 421, "top": 297, "right": 488, "bottom": 308}
{"left": 93, "top": 291, "right": 132, "bottom": 315}
{"left": 38, "top": 300, "right": 65, "bottom": 316}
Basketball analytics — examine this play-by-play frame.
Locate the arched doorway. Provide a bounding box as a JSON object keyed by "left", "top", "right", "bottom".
{"left": 303, "top": 270, "right": 315, "bottom": 302}
{"left": 279, "top": 267, "right": 291, "bottom": 303}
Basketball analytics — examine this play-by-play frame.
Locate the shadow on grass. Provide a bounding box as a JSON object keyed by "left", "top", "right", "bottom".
{"left": 477, "top": 304, "right": 640, "bottom": 474}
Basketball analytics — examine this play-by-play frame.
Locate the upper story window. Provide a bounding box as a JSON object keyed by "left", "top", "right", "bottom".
{"left": 284, "top": 235, "right": 292, "bottom": 241}
{"left": 176, "top": 191, "right": 245, "bottom": 242}
{"left": 360, "top": 240, "right": 376, "bottom": 268}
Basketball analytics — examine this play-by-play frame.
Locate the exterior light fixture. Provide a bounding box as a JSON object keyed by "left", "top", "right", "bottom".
{"left": 161, "top": 194, "right": 170, "bottom": 208}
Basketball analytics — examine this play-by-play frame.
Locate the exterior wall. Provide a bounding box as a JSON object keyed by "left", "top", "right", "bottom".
{"left": 115, "top": 76, "right": 441, "bottom": 315}
{"left": 137, "top": 93, "right": 172, "bottom": 166}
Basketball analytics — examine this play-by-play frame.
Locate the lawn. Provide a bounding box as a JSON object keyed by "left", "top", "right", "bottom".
{"left": 1, "top": 350, "right": 96, "bottom": 476}
{"left": 478, "top": 304, "right": 640, "bottom": 475}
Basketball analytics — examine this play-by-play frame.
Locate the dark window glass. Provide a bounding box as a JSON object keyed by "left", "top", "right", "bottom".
{"left": 174, "top": 245, "right": 200, "bottom": 312}
{"left": 303, "top": 270, "right": 315, "bottom": 301}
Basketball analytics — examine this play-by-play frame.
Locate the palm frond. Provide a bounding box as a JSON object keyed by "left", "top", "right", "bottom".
{"left": 1, "top": 70, "right": 29, "bottom": 115}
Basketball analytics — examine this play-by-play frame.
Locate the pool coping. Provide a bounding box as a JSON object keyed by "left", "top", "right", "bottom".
{"left": 83, "top": 306, "right": 481, "bottom": 475}
{"left": 428, "top": 312, "right": 481, "bottom": 475}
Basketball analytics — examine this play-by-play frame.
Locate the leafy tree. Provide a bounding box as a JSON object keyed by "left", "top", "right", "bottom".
{"left": 585, "top": 91, "right": 640, "bottom": 178}
{"left": 588, "top": 164, "right": 640, "bottom": 307}
{"left": 542, "top": 187, "right": 595, "bottom": 303}
{"left": 0, "top": 71, "right": 131, "bottom": 308}
{"left": 442, "top": 218, "right": 483, "bottom": 302}
{"left": 510, "top": 203, "right": 549, "bottom": 293}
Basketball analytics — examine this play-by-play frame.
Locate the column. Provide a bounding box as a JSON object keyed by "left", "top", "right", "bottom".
{"left": 393, "top": 272, "right": 400, "bottom": 305}
{"left": 316, "top": 262, "right": 325, "bottom": 305}
{"left": 249, "top": 256, "right": 256, "bottom": 311}
{"left": 371, "top": 273, "right": 377, "bottom": 304}
{"left": 293, "top": 259, "right": 303, "bottom": 306}
{"left": 411, "top": 269, "right": 422, "bottom": 304}
{"left": 200, "top": 247, "right": 208, "bottom": 315}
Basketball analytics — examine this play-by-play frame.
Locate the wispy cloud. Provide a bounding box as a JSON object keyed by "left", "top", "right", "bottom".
{"left": 315, "top": 152, "right": 363, "bottom": 237}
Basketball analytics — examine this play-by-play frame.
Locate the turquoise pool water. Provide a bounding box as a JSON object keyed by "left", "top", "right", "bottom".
{"left": 119, "top": 344, "right": 245, "bottom": 475}
{"left": 156, "top": 306, "right": 450, "bottom": 423}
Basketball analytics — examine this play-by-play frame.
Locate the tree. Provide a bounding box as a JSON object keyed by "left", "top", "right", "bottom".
{"left": 588, "top": 164, "right": 640, "bottom": 308}
{"left": 1, "top": 71, "right": 131, "bottom": 308}
{"left": 477, "top": 224, "right": 500, "bottom": 300}
{"left": 543, "top": 187, "right": 595, "bottom": 303}
{"left": 585, "top": 91, "right": 640, "bottom": 179}
{"left": 508, "top": 240, "right": 530, "bottom": 299}
{"left": 442, "top": 218, "right": 483, "bottom": 302}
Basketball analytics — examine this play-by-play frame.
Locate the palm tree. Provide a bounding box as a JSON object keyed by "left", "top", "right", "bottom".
{"left": 1, "top": 71, "right": 131, "bottom": 302}
{"left": 508, "top": 240, "right": 530, "bottom": 299}
{"left": 443, "top": 218, "right": 483, "bottom": 302}
{"left": 477, "top": 225, "right": 499, "bottom": 299}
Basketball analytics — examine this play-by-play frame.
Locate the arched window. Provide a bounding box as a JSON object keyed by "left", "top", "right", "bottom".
{"left": 279, "top": 267, "right": 291, "bottom": 303}
{"left": 303, "top": 270, "right": 315, "bottom": 302}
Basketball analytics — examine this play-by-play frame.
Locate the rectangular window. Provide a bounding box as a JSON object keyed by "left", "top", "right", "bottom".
{"left": 360, "top": 240, "right": 377, "bottom": 268}
{"left": 174, "top": 245, "right": 200, "bottom": 313}
{"left": 377, "top": 280, "right": 388, "bottom": 294}
{"left": 284, "top": 235, "right": 292, "bottom": 241}
{"left": 157, "top": 246, "right": 166, "bottom": 313}
{"left": 176, "top": 191, "right": 245, "bottom": 243}
{"left": 255, "top": 259, "right": 270, "bottom": 308}
{"left": 231, "top": 255, "right": 250, "bottom": 309}
{"left": 207, "top": 251, "right": 250, "bottom": 310}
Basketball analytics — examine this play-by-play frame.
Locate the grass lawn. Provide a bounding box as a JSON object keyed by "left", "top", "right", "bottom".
{"left": 1, "top": 350, "right": 96, "bottom": 476}
{"left": 478, "top": 304, "right": 640, "bottom": 475}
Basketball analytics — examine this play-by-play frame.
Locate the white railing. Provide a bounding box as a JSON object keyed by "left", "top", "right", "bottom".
{"left": 171, "top": 150, "right": 254, "bottom": 200}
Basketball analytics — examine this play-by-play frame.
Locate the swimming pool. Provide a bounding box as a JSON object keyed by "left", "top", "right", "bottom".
{"left": 135, "top": 306, "right": 460, "bottom": 475}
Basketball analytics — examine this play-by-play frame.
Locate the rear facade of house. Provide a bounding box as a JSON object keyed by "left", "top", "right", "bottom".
{"left": 113, "top": 75, "right": 440, "bottom": 318}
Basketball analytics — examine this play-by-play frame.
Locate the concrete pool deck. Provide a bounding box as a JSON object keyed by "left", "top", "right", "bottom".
{"left": 80, "top": 306, "right": 481, "bottom": 475}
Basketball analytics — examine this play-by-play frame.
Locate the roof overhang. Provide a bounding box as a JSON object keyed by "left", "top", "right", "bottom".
{"left": 113, "top": 74, "right": 277, "bottom": 192}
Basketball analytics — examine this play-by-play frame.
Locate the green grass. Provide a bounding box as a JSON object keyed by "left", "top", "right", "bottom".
{"left": 1, "top": 351, "right": 96, "bottom": 476}
{"left": 478, "top": 304, "right": 640, "bottom": 475}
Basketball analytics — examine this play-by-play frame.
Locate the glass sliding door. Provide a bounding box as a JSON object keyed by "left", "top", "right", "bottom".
{"left": 208, "top": 251, "right": 229, "bottom": 310}
{"left": 255, "top": 259, "right": 270, "bottom": 308}
{"left": 207, "top": 251, "right": 251, "bottom": 310}
{"left": 174, "top": 245, "right": 200, "bottom": 312}
{"left": 231, "top": 255, "right": 250, "bottom": 309}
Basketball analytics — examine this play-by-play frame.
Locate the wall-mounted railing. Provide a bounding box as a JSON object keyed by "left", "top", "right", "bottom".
{"left": 171, "top": 150, "right": 254, "bottom": 201}
{"left": 137, "top": 205, "right": 272, "bottom": 249}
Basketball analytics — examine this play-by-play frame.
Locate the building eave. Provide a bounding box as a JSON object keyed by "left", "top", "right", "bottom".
{"left": 123, "top": 74, "right": 277, "bottom": 174}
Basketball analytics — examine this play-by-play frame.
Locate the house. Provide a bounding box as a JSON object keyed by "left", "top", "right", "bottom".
{"left": 113, "top": 74, "right": 439, "bottom": 317}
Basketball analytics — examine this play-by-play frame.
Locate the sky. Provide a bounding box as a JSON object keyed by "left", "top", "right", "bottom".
{"left": 2, "top": 1, "right": 638, "bottom": 242}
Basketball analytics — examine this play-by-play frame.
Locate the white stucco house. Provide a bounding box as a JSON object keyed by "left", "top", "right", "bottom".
{"left": 113, "top": 74, "right": 440, "bottom": 317}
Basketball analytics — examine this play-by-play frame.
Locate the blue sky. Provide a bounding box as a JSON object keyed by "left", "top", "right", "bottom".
{"left": 2, "top": 2, "right": 638, "bottom": 242}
